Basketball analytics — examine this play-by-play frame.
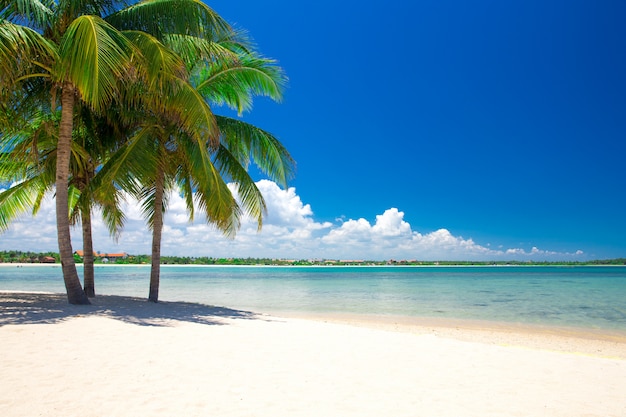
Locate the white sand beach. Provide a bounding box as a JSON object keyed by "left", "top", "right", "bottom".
{"left": 1, "top": 291, "right": 625, "bottom": 417}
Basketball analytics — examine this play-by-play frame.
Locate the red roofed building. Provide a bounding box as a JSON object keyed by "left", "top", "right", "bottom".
{"left": 74, "top": 251, "right": 128, "bottom": 263}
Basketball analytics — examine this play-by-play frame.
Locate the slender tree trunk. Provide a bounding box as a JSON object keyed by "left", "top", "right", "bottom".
{"left": 148, "top": 168, "right": 165, "bottom": 302}
{"left": 57, "top": 83, "right": 90, "bottom": 305}
{"left": 82, "top": 205, "right": 95, "bottom": 297}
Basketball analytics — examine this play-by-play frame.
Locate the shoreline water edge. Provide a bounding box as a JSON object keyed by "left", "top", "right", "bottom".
{"left": 1, "top": 264, "right": 625, "bottom": 333}
{"left": 1, "top": 290, "right": 625, "bottom": 358}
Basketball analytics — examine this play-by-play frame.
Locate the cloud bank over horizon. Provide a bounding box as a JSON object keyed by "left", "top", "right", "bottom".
{"left": 0, "top": 180, "right": 585, "bottom": 261}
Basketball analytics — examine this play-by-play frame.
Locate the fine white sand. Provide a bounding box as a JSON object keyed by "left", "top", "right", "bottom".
{"left": 1, "top": 292, "right": 625, "bottom": 417}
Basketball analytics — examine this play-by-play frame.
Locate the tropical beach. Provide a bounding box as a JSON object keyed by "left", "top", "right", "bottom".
{"left": 2, "top": 0, "right": 626, "bottom": 416}
{"left": 1, "top": 290, "right": 625, "bottom": 417}
{"left": 2, "top": 265, "right": 626, "bottom": 416}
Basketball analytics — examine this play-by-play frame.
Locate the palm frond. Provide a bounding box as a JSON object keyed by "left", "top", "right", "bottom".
{"left": 212, "top": 143, "right": 265, "bottom": 230}
{"left": 0, "top": 0, "right": 54, "bottom": 31}
{"left": 177, "top": 170, "right": 195, "bottom": 221}
{"left": 30, "top": 174, "right": 48, "bottom": 212}
{"left": 0, "top": 176, "right": 50, "bottom": 231}
{"left": 0, "top": 20, "right": 56, "bottom": 88}
{"left": 55, "top": 0, "right": 121, "bottom": 20}
{"left": 98, "top": 190, "right": 126, "bottom": 239}
{"left": 157, "top": 76, "right": 219, "bottom": 148}
{"left": 68, "top": 139, "right": 94, "bottom": 179}
{"left": 195, "top": 52, "right": 286, "bottom": 114}
{"left": 0, "top": 156, "right": 33, "bottom": 184}
{"left": 83, "top": 174, "right": 127, "bottom": 239}
{"left": 122, "top": 29, "right": 187, "bottom": 88}
{"left": 216, "top": 115, "right": 295, "bottom": 187}
{"left": 67, "top": 183, "right": 81, "bottom": 223}
{"left": 106, "top": 0, "right": 232, "bottom": 42}
{"left": 93, "top": 124, "right": 159, "bottom": 196}
{"left": 178, "top": 133, "right": 241, "bottom": 237}
{"left": 58, "top": 15, "right": 135, "bottom": 111}
{"left": 160, "top": 33, "right": 239, "bottom": 71}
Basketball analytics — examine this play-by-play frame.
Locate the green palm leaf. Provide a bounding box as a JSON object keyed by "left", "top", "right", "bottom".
{"left": 195, "top": 53, "right": 286, "bottom": 114}
{"left": 0, "top": 0, "right": 54, "bottom": 31}
{"left": 0, "top": 20, "right": 56, "bottom": 86}
{"left": 93, "top": 123, "right": 159, "bottom": 196}
{"left": 106, "top": 0, "right": 231, "bottom": 41}
{"left": 161, "top": 32, "right": 240, "bottom": 72}
{"left": 216, "top": 115, "right": 295, "bottom": 187}
{"left": 58, "top": 15, "right": 135, "bottom": 111}
{"left": 212, "top": 143, "right": 265, "bottom": 229}
{"left": 122, "top": 30, "right": 187, "bottom": 87}
{"left": 178, "top": 133, "right": 241, "bottom": 236}
{"left": 0, "top": 175, "right": 49, "bottom": 231}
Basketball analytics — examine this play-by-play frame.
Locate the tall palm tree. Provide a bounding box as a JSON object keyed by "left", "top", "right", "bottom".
{"left": 157, "top": 38, "right": 296, "bottom": 302}
{"left": 96, "top": 80, "right": 242, "bottom": 302}
{"left": 0, "top": 0, "right": 233, "bottom": 304}
{"left": 95, "top": 31, "right": 294, "bottom": 302}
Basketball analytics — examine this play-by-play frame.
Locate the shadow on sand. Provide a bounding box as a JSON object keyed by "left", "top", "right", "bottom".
{"left": 0, "top": 292, "right": 260, "bottom": 327}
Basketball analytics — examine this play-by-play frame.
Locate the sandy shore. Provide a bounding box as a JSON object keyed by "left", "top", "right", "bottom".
{"left": 1, "top": 292, "right": 625, "bottom": 417}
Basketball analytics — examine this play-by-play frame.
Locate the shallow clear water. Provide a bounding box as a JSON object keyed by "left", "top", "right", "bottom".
{"left": 1, "top": 265, "right": 625, "bottom": 331}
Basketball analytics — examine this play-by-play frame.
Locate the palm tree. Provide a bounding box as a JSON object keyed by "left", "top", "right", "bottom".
{"left": 95, "top": 31, "right": 294, "bottom": 302}
{"left": 96, "top": 79, "right": 242, "bottom": 302}
{"left": 0, "top": 104, "right": 125, "bottom": 297}
{"left": 0, "top": 0, "right": 233, "bottom": 304}
{"left": 159, "top": 39, "right": 296, "bottom": 302}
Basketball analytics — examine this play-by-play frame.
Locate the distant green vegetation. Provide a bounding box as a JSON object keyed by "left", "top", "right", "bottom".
{"left": 1, "top": 251, "right": 624, "bottom": 266}
{"left": 0, "top": 251, "right": 59, "bottom": 264}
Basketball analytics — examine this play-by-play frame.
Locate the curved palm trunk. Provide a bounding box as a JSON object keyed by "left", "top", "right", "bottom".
{"left": 148, "top": 168, "right": 165, "bottom": 302}
{"left": 81, "top": 204, "right": 95, "bottom": 297}
{"left": 57, "top": 84, "right": 90, "bottom": 305}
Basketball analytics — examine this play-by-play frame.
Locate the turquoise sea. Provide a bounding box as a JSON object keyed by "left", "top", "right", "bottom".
{"left": 1, "top": 265, "right": 625, "bottom": 332}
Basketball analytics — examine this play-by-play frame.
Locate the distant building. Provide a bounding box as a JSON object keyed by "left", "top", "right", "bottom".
{"left": 74, "top": 251, "right": 128, "bottom": 263}
{"left": 99, "top": 253, "right": 128, "bottom": 260}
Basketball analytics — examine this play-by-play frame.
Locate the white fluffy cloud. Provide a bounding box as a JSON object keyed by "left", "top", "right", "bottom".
{"left": 0, "top": 181, "right": 584, "bottom": 260}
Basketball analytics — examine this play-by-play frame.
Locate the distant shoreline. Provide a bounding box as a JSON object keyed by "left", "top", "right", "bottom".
{"left": 1, "top": 291, "right": 625, "bottom": 357}
{"left": 1, "top": 262, "right": 625, "bottom": 268}
{"left": 2, "top": 250, "right": 625, "bottom": 266}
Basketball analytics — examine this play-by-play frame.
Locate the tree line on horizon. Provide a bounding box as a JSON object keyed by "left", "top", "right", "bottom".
{"left": 0, "top": 1, "right": 294, "bottom": 304}
{"left": 1, "top": 251, "right": 625, "bottom": 266}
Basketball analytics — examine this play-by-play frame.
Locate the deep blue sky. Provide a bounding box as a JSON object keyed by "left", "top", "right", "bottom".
{"left": 208, "top": 0, "right": 626, "bottom": 259}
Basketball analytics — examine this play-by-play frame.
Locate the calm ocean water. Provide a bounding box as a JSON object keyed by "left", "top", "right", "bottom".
{"left": 1, "top": 265, "right": 625, "bottom": 331}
